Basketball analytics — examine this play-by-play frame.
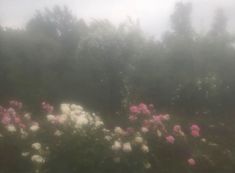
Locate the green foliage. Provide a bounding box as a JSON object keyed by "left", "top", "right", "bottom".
{"left": 0, "top": 3, "right": 235, "bottom": 117}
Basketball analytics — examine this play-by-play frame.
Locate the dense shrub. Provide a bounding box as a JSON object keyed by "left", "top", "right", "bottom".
{"left": 1, "top": 101, "right": 232, "bottom": 173}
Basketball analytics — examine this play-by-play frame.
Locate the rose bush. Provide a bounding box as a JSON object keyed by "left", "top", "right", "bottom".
{"left": 0, "top": 101, "right": 229, "bottom": 173}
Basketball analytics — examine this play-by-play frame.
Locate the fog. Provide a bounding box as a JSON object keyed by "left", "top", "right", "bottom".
{"left": 1, "top": 1, "right": 235, "bottom": 173}
{"left": 1, "top": 0, "right": 235, "bottom": 38}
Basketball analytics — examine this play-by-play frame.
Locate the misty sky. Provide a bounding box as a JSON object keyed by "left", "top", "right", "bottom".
{"left": 1, "top": 0, "right": 235, "bottom": 38}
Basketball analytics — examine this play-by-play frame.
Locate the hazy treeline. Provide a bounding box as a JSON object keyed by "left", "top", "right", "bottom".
{"left": 0, "top": 2, "right": 235, "bottom": 116}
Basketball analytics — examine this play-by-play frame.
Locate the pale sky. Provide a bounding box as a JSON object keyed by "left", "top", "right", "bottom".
{"left": 0, "top": 0, "right": 235, "bottom": 38}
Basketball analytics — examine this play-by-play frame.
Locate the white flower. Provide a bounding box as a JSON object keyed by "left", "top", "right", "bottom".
{"left": 95, "top": 120, "right": 104, "bottom": 128}
{"left": 54, "top": 130, "right": 63, "bottom": 136}
{"left": 141, "top": 144, "right": 149, "bottom": 153}
{"left": 111, "top": 141, "right": 122, "bottom": 151}
{"left": 21, "top": 152, "right": 30, "bottom": 157}
{"left": 60, "top": 104, "right": 70, "bottom": 114}
{"left": 123, "top": 142, "right": 132, "bottom": 153}
{"left": 30, "top": 124, "right": 40, "bottom": 132}
{"left": 141, "top": 127, "right": 149, "bottom": 133}
{"left": 46, "top": 114, "right": 56, "bottom": 123}
{"left": 157, "top": 130, "right": 162, "bottom": 137}
{"left": 6, "top": 124, "right": 16, "bottom": 132}
{"left": 71, "top": 104, "right": 83, "bottom": 111}
{"left": 75, "top": 115, "right": 89, "bottom": 127}
{"left": 32, "top": 143, "right": 41, "bottom": 150}
{"left": 24, "top": 113, "right": 31, "bottom": 120}
{"left": 31, "top": 155, "right": 45, "bottom": 164}
{"left": 201, "top": 138, "right": 207, "bottom": 143}
{"left": 114, "top": 127, "right": 124, "bottom": 135}
{"left": 134, "top": 136, "right": 143, "bottom": 144}
{"left": 103, "top": 128, "right": 110, "bottom": 133}
{"left": 162, "top": 114, "right": 170, "bottom": 121}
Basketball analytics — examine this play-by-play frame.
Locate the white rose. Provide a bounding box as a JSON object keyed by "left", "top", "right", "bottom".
{"left": 30, "top": 124, "right": 40, "bottom": 132}
{"left": 21, "top": 152, "right": 30, "bottom": 157}
{"left": 24, "top": 113, "right": 31, "bottom": 120}
{"left": 134, "top": 136, "right": 143, "bottom": 144}
{"left": 114, "top": 127, "right": 124, "bottom": 135}
{"left": 32, "top": 143, "right": 41, "bottom": 150}
{"left": 46, "top": 114, "right": 56, "bottom": 123}
{"left": 6, "top": 124, "right": 16, "bottom": 132}
{"left": 123, "top": 142, "right": 132, "bottom": 153}
{"left": 71, "top": 104, "right": 83, "bottom": 111}
{"left": 54, "top": 130, "right": 63, "bottom": 136}
{"left": 111, "top": 141, "right": 122, "bottom": 151}
{"left": 75, "top": 116, "right": 88, "bottom": 127}
{"left": 141, "top": 144, "right": 149, "bottom": 153}
{"left": 60, "top": 104, "right": 70, "bottom": 114}
{"left": 95, "top": 120, "right": 104, "bottom": 128}
{"left": 141, "top": 127, "right": 149, "bottom": 133}
{"left": 31, "top": 155, "right": 45, "bottom": 164}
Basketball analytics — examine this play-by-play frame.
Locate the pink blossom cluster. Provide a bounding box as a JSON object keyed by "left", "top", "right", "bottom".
{"left": 190, "top": 124, "right": 201, "bottom": 137}
{"left": 0, "top": 100, "right": 39, "bottom": 135}
{"left": 121, "top": 103, "right": 201, "bottom": 167}
{"left": 41, "top": 102, "right": 54, "bottom": 113}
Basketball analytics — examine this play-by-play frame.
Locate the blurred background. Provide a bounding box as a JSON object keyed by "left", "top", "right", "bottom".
{"left": 0, "top": 0, "right": 235, "bottom": 118}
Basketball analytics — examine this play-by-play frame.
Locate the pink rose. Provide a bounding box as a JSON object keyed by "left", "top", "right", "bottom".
{"left": 190, "top": 124, "right": 200, "bottom": 131}
{"left": 14, "top": 116, "right": 21, "bottom": 124}
{"left": 191, "top": 130, "right": 200, "bottom": 137}
{"left": 187, "top": 158, "right": 196, "bottom": 166}
{"left": 129, "top": 106, "right": 140, "bottom": 114}
{"left": 166, "top": 135, "right": 175, "bottom": 144}
{"left": 1, "top": 115, "right": 11, "bottom": 125}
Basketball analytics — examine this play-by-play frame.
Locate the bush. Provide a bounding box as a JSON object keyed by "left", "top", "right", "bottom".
{"left": 0, "top": 101, "right": 231, "bottom": 173}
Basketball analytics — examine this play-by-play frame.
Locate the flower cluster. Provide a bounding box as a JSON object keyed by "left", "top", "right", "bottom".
{"left": 0, "top": 101, "right": 40, "bottom": 137}
{"left": 45, "top": 103, "right": 104, "bottom": 133}
{"left": 108, "top": 103, "right": 204, "bottom": 169}
{"left": 0, "top": 101, "right": 215, "bottom": 173}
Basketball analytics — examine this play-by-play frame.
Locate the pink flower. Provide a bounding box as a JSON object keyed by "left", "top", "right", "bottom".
{"left": 191, "top": 130, "right": 200, "bottom": 137}
{"left": 173, "top": 125, "right": 181, "bottom": 133}
{"left": 187, "top": 158, "right": 196, "bottom": 166}
{"left": 138, "top": 103, "right": 150, "bottom": 115}
{"left": 14, "top": 116, "right": 21, "bottom": 124}
{"left": 1, "top": 115, "right": 11, "bottom": 125}
{"left": 138, "top": 103, "right": 148, "bottom": 110}
{"left": 166, "top": 135, "right": 175, "bottom": 144}
{"left": 190, "top": 124, "right": 200, "bottom": 132}
{"left": 129, "top": 105, "right": 140, "bottom": 114}
{"left": 153, "top": 115, "right": 162, "bottom": 123}
{"left": 42, "top": 102, "right": 54, "bottom": 113}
